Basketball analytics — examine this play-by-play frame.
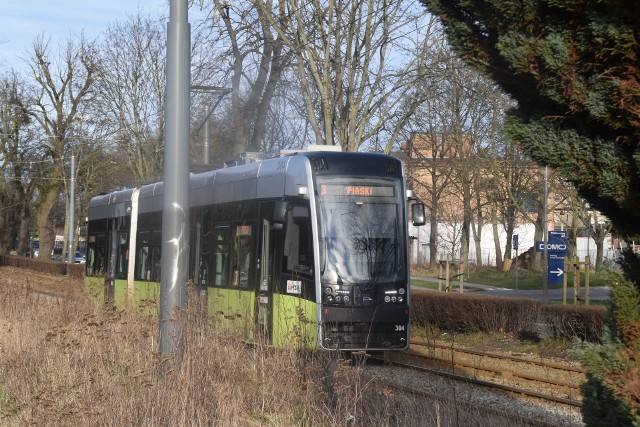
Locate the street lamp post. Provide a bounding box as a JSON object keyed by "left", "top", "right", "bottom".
{"left": 191, "top": 85, "right": 231, "bottom": 166}
{"left": 159, "top": 0, "right": 191, "bottom": 370}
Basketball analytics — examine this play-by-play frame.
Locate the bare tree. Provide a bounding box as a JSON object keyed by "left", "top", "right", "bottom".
{"left": 195, "top": 1, "right": 292, "bottom": 156}
{"left": 435, "top": 58, "right": 497, "bottom": 274}
{"left": 403, "top": 130, "right": 457, "bottom": 270}
{"left": 97, "top": 14, "right": 166, "bottom": 183}
{"left": 590, "top": 211, "right": 612, "bottom": 271}
{"left": 484, "top": 101, "right": 538, "bottom": 271}
{"left": 261, "top": 77, "right": 314, "bottom": 152}
{"left": 554, "top": 182, "right": 613, "bottom": 271}
{"left": 26, "top": 34, "right": 98, "bottom": 260}
{"left": 438, "top": 202, "right": 463, "bottom": 261}
{"left": 0, "top": 72, "right": 35, "bottom": 255}
{"left": 260, "top": 0, "right": 439, "bottom": 151}
{"left": 405, "top": 52, "right": 526, "bottom": 271}
{"left": 522, "top": 168, "right": 565, "bottom": 271}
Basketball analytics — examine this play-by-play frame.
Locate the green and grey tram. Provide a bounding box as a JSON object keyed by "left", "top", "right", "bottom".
{"left": 85, "top": 151, "right": 425, "bottom": 350}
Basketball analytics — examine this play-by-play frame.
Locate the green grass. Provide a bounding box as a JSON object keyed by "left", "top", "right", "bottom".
{"left": 0, "top": 384, "right": 19, "bottom": 418}
{"left": 412, "top": 266, "right": 621, "bottom": 291}
{"left": 409, "top": 278, "right": 440, "bottom": 290}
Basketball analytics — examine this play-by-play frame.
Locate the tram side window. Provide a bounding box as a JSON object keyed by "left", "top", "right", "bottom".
{"left": 136, "top": 230, "right": 151, "bottom": 281}
{"left": 233, "top": 223, "right": 253, "bottom": 289}
{"left": 87, "top": 233, "right": 106, "bottom": 276}
{"left": 150, "top": 230, "right": 161, "bottom": 281}
{"left": 116, "top": 232, "right": 129, "bottom": 279}
{"left": 212, "top": 225, "right": 231, "bottom": 286}
{"left": 283, "top": 204, "right": 313, "bottom": 276}
{"left": 134, "top": 229, "right": 162, "bottom": 282}
{"left": 134, "top": 231, "right": 151, "bottom": 280}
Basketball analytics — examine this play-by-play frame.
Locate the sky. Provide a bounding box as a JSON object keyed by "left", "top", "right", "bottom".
{"left": 0, "top": 1, "right": 169, "bottom": 71}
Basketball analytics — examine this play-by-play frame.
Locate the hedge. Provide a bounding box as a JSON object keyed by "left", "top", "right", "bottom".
{"left": 0, "top": 254, "right": 85, "bottom": 279}
{"left": 411, "top": 290, "right": 605, "bottom": 342}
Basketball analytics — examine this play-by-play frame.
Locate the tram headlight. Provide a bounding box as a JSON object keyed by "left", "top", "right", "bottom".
{"left": 335, "top": 295, "right": 342, "bottom": 303}
{"left": 326, "top": 295, "right": 334, "bottom": 303}
{"left": 343, "top": 295, "right": 350, "bottom": 303}
{"left": 398, "top": 296, "right": 404, "bottom": 303}
{"left": 398, "top": 288, "right": 405, "bottom": 295}
{"left": 391, "top": 296, "right": 397, "bottom": 303}
{"left": 324, "top": 287, "right": 332, "bottom": 295}
{"left": 384, "top": 295, "right": 391, "bottom": 303}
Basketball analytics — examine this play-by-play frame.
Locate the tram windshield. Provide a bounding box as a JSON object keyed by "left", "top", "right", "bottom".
{"left": 317, "top": 177, "right": 405, "bottom": 287}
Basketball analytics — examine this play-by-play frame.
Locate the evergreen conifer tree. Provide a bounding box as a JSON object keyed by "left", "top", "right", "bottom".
{"left": 420, "top": 1, "right": 640, "bottom": 423}
{"left": 421, "top": 0, "right": 640, "bottom": 236}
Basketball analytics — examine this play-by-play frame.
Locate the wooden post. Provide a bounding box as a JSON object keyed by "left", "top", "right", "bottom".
{"left": 573, "top": 257, "right": 581, "bottom": 305}
{"left": 445, "top": 255, "right": 450, "bottom": 292}
{"left": 562, "top": 255, "right": 568, "bottom": 305}
{"left": 438, "top": 257, "right": 442, "bottom": 292}
{"left": 585, "top": 256, "right": 590, "bottom": 306}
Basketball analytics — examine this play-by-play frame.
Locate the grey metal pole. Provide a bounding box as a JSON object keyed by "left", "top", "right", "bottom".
{"left": 542, "top": 166, "right": 549, "bottom": 304}
{"left": 160, "top": 0, "right": 191, "bottom": 369}
{"left": 203, "top": 117, "right": 209, "bottom": 165}
{"left": 66, "top": 155, "right": 75, "bottom": 272}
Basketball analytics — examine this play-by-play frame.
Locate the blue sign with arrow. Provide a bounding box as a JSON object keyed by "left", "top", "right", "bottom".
{"left": 548, "top": 253, "right": 565, "bottom": 285}
{"left": 533, "top": 231, "right": 568, "bottom": 285}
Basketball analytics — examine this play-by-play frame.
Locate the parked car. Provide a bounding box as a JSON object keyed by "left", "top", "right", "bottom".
{"left": 66, "top": 251, "right": 86, "bottom": 264}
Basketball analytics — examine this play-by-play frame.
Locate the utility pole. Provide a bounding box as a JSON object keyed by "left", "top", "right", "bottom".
{"left": 160, "top": 0, "right": 191, "bottom": 370}
{"left": 66, "top": 154, "right": 75, "bottom": 273}
{"left": 542, "top": 166, "right": 549, "bottom": 304}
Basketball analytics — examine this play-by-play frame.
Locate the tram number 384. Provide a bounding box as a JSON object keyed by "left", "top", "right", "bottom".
{"left": 394, "top": 325, "right": 406, "bottom": 332}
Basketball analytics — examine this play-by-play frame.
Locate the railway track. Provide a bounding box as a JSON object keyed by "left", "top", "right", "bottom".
{"left": 382, "top": 341, "right": 584, "bottom": 408}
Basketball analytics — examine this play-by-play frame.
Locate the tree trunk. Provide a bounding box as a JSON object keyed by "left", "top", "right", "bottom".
{"left": 460, "top": 180, "right": 472, "bottom": 272}
{"left": 532, "top": 179, "right": 546, "bottom": 271}
{"left": 473, "top": 187, "right": 483, "bottom": 267}
{"left": 0, "top": 206, "right": 9, "bottom": 253}
{"left": 491, "top": 202, "right": 503, "bottom": 270}
{"left": 503, "top": 219, "right": 515, "bottom": 272}
{"left": 35, "top": 186, "right": 60, "bottom": 260}
{"left": 474, "top": 227, "right": 482, "bottom": 268}
{"left": 593, "top": 224, "right": 608, "bottom": 271}
{"left": 16, "top": 200, "right": 31, "bottom": 256}
{"left": 428, "top": 215, "right": 438, "bottom": 271}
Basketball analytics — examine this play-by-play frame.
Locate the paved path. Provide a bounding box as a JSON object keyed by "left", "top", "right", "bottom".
{"left": 411, "top": 276, "right": 610, "bottom": 301}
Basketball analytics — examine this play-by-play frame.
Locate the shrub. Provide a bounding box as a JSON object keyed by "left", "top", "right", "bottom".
{"left": 577, "top": 254, "right": 640, "bottom": 426}
{"left": 0, "top": 254, "right": 84, "bottom": 279}
{"left": 542, "top": 305, "right": 605, "bottom": 342}
{"left": 411, "top": 291, "right": 604, "bottom": 342}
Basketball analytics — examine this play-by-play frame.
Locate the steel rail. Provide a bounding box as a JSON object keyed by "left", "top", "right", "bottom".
{"left": 383, "top": 357, "right": 583, "bottom": 408}
{"left": 411, "top": 341, "right": 585, "bottom": 373}
{"left": 406, "top": 345, "right": 584, "bottom": 391}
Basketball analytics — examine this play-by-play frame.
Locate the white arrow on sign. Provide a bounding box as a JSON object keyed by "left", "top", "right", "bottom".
{"left": 550, "top": 268, "right": 564, "bottom": 276}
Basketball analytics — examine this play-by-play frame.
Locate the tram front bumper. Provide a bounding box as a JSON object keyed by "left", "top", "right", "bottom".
{"left": 321, "top": 305, "right": 409, "bottom": 350}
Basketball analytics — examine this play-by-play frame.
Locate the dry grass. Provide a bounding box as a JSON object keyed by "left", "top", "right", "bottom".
{"left": 0, "top": 267, "right": 545, "bottom": 426}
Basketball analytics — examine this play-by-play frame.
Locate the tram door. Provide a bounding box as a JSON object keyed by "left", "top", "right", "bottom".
{"left": 258, "top": 216, "right": 274, "bottom": 343}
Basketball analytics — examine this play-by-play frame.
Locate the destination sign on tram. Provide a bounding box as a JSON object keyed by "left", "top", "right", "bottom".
{"left": 320, "top": 184, "right": 394, "bottom": 197}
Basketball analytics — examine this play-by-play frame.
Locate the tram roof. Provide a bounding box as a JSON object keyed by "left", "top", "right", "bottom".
{"left": 88, "top": 151, "right": 403, "bottom": 220}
